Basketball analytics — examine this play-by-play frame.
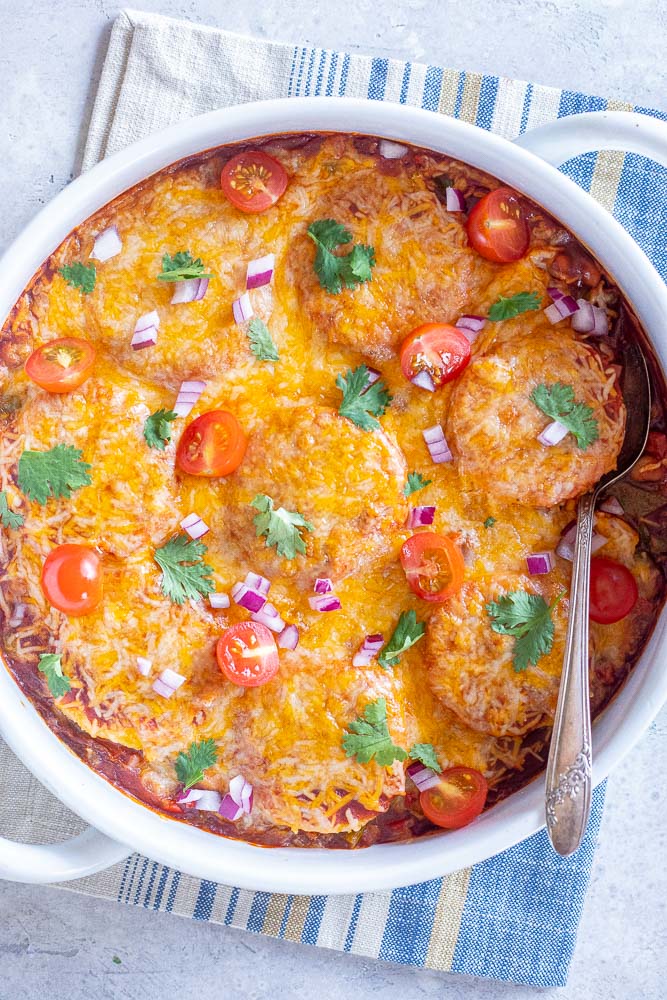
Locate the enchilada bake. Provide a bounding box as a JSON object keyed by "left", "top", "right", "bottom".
{"left": 1, "top": 133, "right": 666, "bottom": 847}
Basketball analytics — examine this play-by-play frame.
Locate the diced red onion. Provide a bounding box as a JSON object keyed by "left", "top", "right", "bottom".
{"left": 174, "top": 379, "right": 205, "bottom": 417}
{"left": 446, "top": 187, "right": 466, "bottom": 212}
{"left": 599, "top": 495, "right": 624, "bottom": 516}
{"left": 556, "top": 522, "right": 607, "bottom": 561}
{"left": 178, "top": 788, "right": 205, "bottom": 805}
{"left": 232, "top": 292, "right": 253, "bottom": 324}
{"left": 314, "top": 578, "right": 333, "bottom": 594}
{"left": 193, "top": 790, "right": 223, "bottom": 812}
{"left": 131, "top": 310, "right": 160, "bottom": 350}
{"left": 231, "top": 582, "right": 267, "bottom": 613}
{"left": 537, "top": 420, "right": 569, "bottom": 447}
{"left": 244, "top": 572, "right": 271, "bottom": 595}
{"left": 406, "top": 505, "right": 436, "bottom": 528}
{"left": 136, "top": 656, "right": 152, "bottom": 677}
{"left": 90, "top": 225, "right": 122, "bottom": 262}
{"left": 278, "top": 624, "right": 300, "bottom": 650}
{"left": 571, "top": 298, "right": 609, "bottom": 336}
{"left": 219, "top": 794, "right": 244, "bottom": 821}
{"left": 209, "top": 592, "right": 230, "bottom": 609}
{"left": 544, "top": 289, "right": 579, "bottom": 324}
{"left": 308, "top": 593, "right": 342, "bottom": 612}
{"left": 152, "top": 667, "right": 186, "bottom": 698}
{"left": 422, "top": 424, "right": 453, "bottom": 464}
{"left": 8, "top": 602, "right": 26, "bottom": 628}
{"left": 246, "top": 253, "right": 275, "bottom": 289}
{"left": 456, "top": 314, "right": 487, "bottom": 343}
{"left": 526, "top": 551, "right": 555, "bottom": 575}
{"left": 228, "top": 774, "right": 254, "bottom": 815}
{"left": 180, "top": 512, "right": 209, "bottom": 540}
{"left": 378, "top": 139, "right": 408, "bottom": 159}
{"left": 352, "top": 633, "right": 385, "bottom": 667}
{"left": 171, "top": 278, "right": 209, "bottom": 304}
{"left": 406, "top": 760, "right": 441, "bottom": 791}
{"left": 251, "top": 602, "right": 285, "bottom": 632}
{"left": 411, "top": 370, "right": 436, "bottom": 392}
{"left": 360, "top": 367, "right": 382, "bottom": 394}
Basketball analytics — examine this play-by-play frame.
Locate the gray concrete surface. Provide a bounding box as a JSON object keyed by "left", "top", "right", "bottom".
{"left": 1, "top": 1, "right": 667, "bottom": 998}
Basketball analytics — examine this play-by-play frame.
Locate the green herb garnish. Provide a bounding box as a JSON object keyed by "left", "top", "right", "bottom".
{"left": 38, "top": 653, "right": 71, "bottom": 698}
{"left": 342, "top": 697, "right": 407, "bottom": 766}
{"left": 251, "top": 494, "right": 314, "bottom": 560}
{"left": 307, "top": 219, "right": 375, "bottom": 294}
{"left": 483, "top": 516, "right": 496, "bottom": 529}
{"left": 247, "top": 318, "right": 280, "bottom": 362}
{"left": 17, "top": 445, "right": 92, "bottom": 505}
{"left": 0, "top": 491, "right": 23, "bottom": 529}
{"left": 409, "top": 743, "right": 442, "bottom": 773}
{"left": 154, "top": 535, "right": 215, "bottom": 604}
{"left": 336, "top": 364, "right": 392, "bottom": 431}
{"left": 157, "top": 251, "right": 212, "bottom": 282}
{"left": 488, "top": 291, "right": 541, "bottom": 322}
{"left": 403, "top": 472, "right": 432, "bottom": 497}
{"left": 144, "top": 408, "right": 178, "bottom": 451}
{"left": 378, "top": 610, "right": 426, "bottom": 669}
{"left": 530, "top": 382, "right": 599, "bottom": 449}
{"left": 59, "top": 262, "right": 96, "bottom": 295}
{"left": 175, "top": 738, "right": 218, "bottom": 790}
{"left": 486, "top": 590, "right": 564, "bottom": 672}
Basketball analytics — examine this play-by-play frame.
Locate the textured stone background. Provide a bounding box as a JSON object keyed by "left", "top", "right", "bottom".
{"left": 1, "top": 2, "right": 666, "bottom": 998}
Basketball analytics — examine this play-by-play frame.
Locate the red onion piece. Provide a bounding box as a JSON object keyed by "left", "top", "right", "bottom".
{"left": 219, "top": 794, "right": 244, "bottom": 821}
{"left": 174, "top": 379, "right": 205, "bottom": 417}
{"left": 422, "top": 424, "right": 453, "bottom": 464}
{"left": 599, "top": 495, "right": 624, "bottom": 516}
{"left": 456, "top": 315, "right": 487, "bottom": 343}
{"left": 406, "top": 761, "right": 441, "bottom": 791}
{"left": 571, "top": 298, "right": 609, "bottom": 335}
{"left": 160, "top": 668, "right": 186, "bottom": 690}
{"left": 231, "top": 582, "right": 267, "bottom": 613}
{"left": 171, "top": 278, "right": 209, "bottom": 304}
{"left": 537, "top": 420, "right": 569, "bottom": 447}
{"left": 91, "top": 225, "right": 122, "bottom": 262}
{"left": 244, "top": 572, "right": 270, "bottom": 595}
{"left": 131, "top": 310, "right": 160, "bottom": 350}
{"left": 8, "top": 602, "right": 26, "bottom": 628}
{"left": 136, "top": 656, "right": 152, "bottom": 677}
{"left": 152, "top": 678, "right": 178, "bottom": 698}
{"left": 278, "top": 624, "right": 300, "bottom": 650}
{"left": 526, "top": 551, "right": 555, "bottom": 575}
{"left": 314, "top": 578, "right": 333, "bottom": 594}
{"left": 228, "top": 775, "right": 254, "bottom": 815}
{"left": 180, "top": 512, "right": 209, "bottom": 540}
{"left": 251, "top": 602, "right": 285, "bottom": 631}
{"left": 178, "top": 788, "right": 204, "bottom": 805}
{"left": 195, "top": 790, "right": 223, "bottom": 812}
{"left": 556, "top": 527, "right": 607, "bottom": 561}
{"left": 232, "top": 292, "right": 253, "bottom": 324}
{"left": 308, "top": 593, "right": 342, "bottom": 612}
{"left": 378, "top": 139, "right": 408, "bottom": 159}
{"left": 360, "top": 367, "right": 382, "bottom": 394}
{"left": 406, "top": 505, "right": 436, "bottom": 528}
{"left": 352, "top": 633, "right": 385, "bottom": 666}
{"left": 180, "top": 380, "right": 206, "bottom": 393}
{"left": 246, "top": 253, "right": 275, "bottom": 289}
{"left": 445, "top": 187, "right": 466, "bottom": 212}
{"left": 411, "top": 370, "right": 436, "bottom": 392}
{"left": 209, "top": 592, "right": 230, "bottom": 609}
{"left": 544, "top": 292, "right": 579, "bottom": 324}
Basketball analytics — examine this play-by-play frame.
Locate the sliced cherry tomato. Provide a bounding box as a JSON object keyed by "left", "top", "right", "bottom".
{"left": 399, "top": 324, "right": 471, "bottom": 388}
{"left": 25, "top": 338, "right": 96, "bottom": 393}
{"left": 176, "top": 410, "right": 247, "bottom": 477}
{"left": 466, "top": 187, "right": 530, "bottom": 263}
{"left": 400, "top": 531, "right": 465, "bottom": 602}
{"left": 419, "top": 767, "right": 488, "bottom": 830}
{"left": 216, "top": 622, "right": 280, "bottom": 687}
{"left": 589, "top": 557, "right": 638, "bottom": 625}
{"left": 41, "top": 544, "right": 102, "bottom": 616}
{"left": 220, "top": 151, "right": 288, "bottom": 213}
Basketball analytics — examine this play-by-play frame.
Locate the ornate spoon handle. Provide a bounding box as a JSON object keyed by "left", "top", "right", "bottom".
{"left": 545, "top": 490, "right": 594, "bottom": 855}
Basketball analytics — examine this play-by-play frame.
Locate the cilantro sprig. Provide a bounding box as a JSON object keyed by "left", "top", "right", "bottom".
{"left": 486, "top": 590, "right": 565, "bottom": 672}
{"left": 378, "top": 610, "right": 426, "bottom": 669}
{"left": 247, "top": 319, "right": 280, "bottom": 362}
{"left": 17, "top": 445, "right": 92, "bottom": 505}
{"left": 38, "top": 653, "right": 71, "bottom": 698}
{"left": 251, "top": 494, "right": 314, "bottom": 560}
{"left": 488, "top": 291, "right": 541, "bottom": 322}
{"left": 530, "top": 382, "right": 599, "bottom": 449}
{"left": 0, "top": 491, "right": 23, "bottom": 529}
{"left": 342, "top": 697, "right": 407, "bottom": 766}
{"left": 59, "top": 262, "right": 96, "bottom": 295}
{"left": 307, "top": 219, "right": 375, "bottom": 294}
{"left": 484, "top": 516, "right": 496, "bottom": 529}
{"left": 409, "top": 743, "right": 442, "bottom": 773}
{"left": 157, "top": 251, "right": 212, "bottom": 283}
{"left": 154, "top": 535, "right": 215, "bottom": 604}
{"left": 336, "top": 364, "right": 392, "bottom": 431}
{"left": 144, "top": 408, "right": 178, "bottom": 451}
{"left": 175, "top": 738, "right": 218, "bottom": 790}
{"left": 403, "top": 472, "right": 432, "bottom": 498}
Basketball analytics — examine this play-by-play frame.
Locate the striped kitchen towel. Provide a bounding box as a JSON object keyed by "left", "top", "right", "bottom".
{"left": 4, "top": 8, "right": 667, "bottom": 987}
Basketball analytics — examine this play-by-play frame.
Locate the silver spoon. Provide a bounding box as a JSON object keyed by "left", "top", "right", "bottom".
{"left": 545, "top": 337, "right": 651, "bottom": 855}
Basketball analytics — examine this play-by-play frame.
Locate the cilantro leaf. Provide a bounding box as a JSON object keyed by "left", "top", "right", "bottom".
{"left": 175, "top": 738, "right": 218, "bottom": 790}
{"left": 403, "top": 472, "right": 432, "bottom": 497}
{"left": 18, "top": 445, "right": 92, "bottom": 505}
{"left": 247, "top": 319, "right": 280, "bottom": 362}
{"left": 488, "top": 291, "right": 541, "bottom": 322}
{"left": 484, "top": 516, "right": 496, "bottom": 529}
{"left": 0, "top": 491, "right": 23, "bottom": 529}
{"left": 486, "top": 590, "right": 564, "bottom": 672}
{"left": 59, "top": 262, "right": 96, "bottom": 295}
{"left": 342, "top": 697, "right": 407, "bottom": 767}
{"left": 409, "top": 743, "right": 442, "bottom": 773}
{"left": 530, "top": 382, "right": 599, "bottom": 449}
{"left": 157, "top": 251, "right": 213, "bottom": 282}
{"left": 144, "top": 408, "right": 178, "bottom": 451}
{"left": 378, "top": 610, "right": 426, "bottom": 669}
{"left": 307, "top": 219, "right": 376, "bottom": 294}
{"left": 251, "top": 494, "right": 314, "bottom": 560}
{"left": 38, "top": 653, "right": 71, "bottom": 698}
{"left": 154, "top": 534, "right": 215, "bottom": 604}
{"left": 336, "top": 364, "right": 392, "bottom": 431}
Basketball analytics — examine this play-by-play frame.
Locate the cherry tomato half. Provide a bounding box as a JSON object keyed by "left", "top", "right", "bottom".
{"left": 400, "top": 532, "right": 465, "bottom": 602}
{"left": 176, "top": 410, "right": 247, "bottom": 477}
{"left": 216, "top": 622, "right": 280, "bottom": 687}
{"left": 220, "top": 151, "right": 288, "bottom": 213}
{"left": 466, "top": 187, "right": 530, "bottom": 263}
{"left": 589, "top": 556, "right": 638, "bottom": 625}
{"left": 399, "top": 324, "right": 471, "bottom": 388}
{"left": 41, "top": 544, "right": 103, "bottom": 616}
{"left": 420, "top": 767, "right": 488, "bottom": 830}
{"left": 25, "top": 338, "right": 96, "bottom": 393}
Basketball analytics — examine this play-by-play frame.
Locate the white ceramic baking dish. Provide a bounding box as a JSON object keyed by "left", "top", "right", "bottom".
{"left": 1, "top": 99, "right": 667, "bottom": 892}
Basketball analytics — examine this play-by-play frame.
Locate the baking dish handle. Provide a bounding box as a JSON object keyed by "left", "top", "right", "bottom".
{"left": 0, "top": 827, "right": 131, "bottom": 883}
{"left": 514, "top": 110, "right": 667, "bottom": 169}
